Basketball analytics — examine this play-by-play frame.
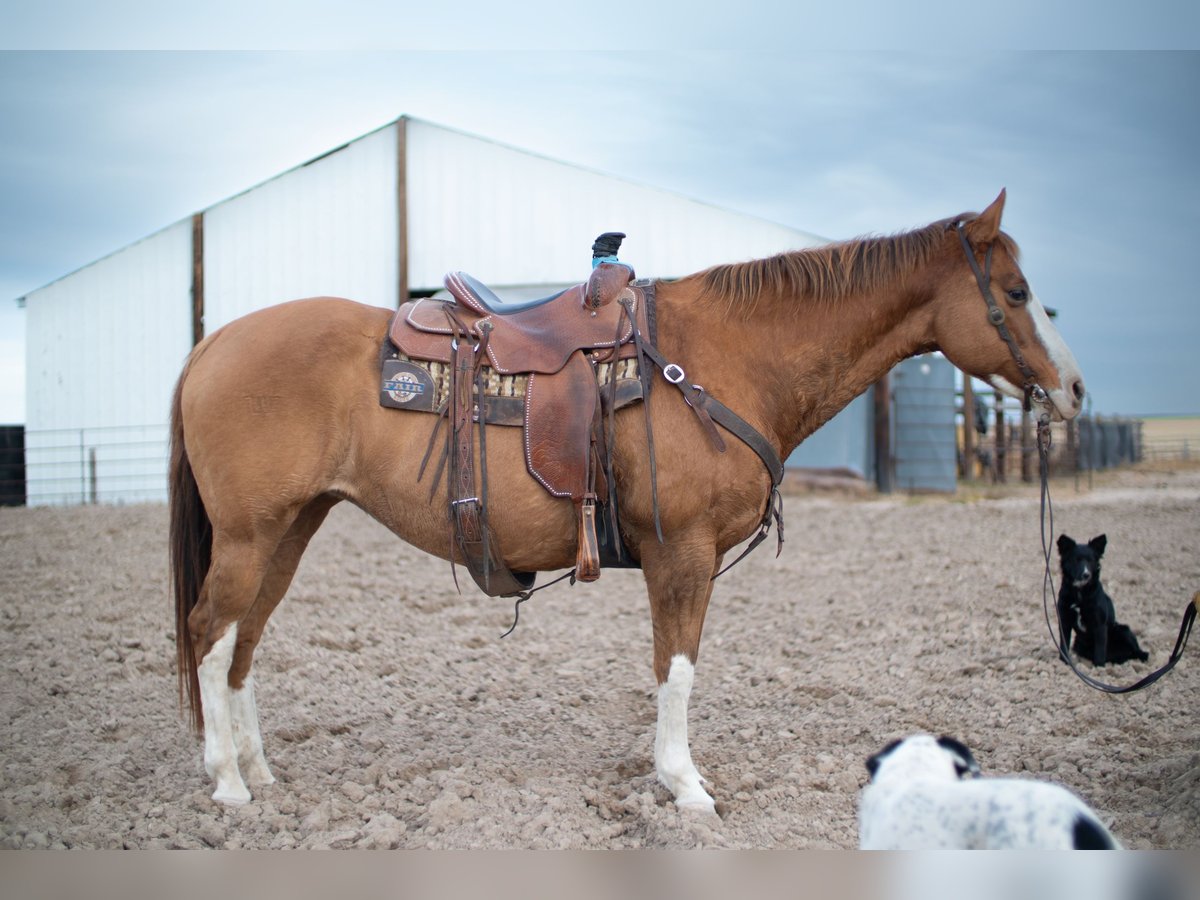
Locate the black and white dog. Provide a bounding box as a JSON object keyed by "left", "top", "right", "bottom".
{"left": 859, "top": 735, "right": 1119, "bottom": 849}
{"left": 1056, "top": 533, "right": 1149, "bottom": 667}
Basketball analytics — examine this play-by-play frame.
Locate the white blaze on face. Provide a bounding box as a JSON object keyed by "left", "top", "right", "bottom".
{"left": 986, "top": 289, "right": 1084, "bottom": 420}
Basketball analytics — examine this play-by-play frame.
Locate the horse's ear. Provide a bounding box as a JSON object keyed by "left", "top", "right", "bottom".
{"left": 965, "top": 188, "right": 1006, "bottom": 244}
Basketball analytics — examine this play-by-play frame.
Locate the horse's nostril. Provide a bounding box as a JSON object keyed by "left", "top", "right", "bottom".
{"left": 1072, "top": 380, "right": 1085, "bottom": 403}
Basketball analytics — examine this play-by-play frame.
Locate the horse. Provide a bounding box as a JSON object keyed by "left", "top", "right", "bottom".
{"left": 170, "top": 190, "right": 1085, "bottom": 810}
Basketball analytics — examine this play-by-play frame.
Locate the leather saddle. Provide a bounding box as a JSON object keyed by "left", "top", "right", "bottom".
{"left": 385, "top": 235, "right": 647, "bottom": 597}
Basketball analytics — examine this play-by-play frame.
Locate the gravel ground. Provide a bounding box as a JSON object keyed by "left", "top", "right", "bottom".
{"left": 2, "top": 464, "right": 1197, "bottom": 849}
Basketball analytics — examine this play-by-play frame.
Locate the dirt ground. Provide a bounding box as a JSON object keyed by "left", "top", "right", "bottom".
{"left": 2, "top": 464, "right": 1198, "bottom": 849}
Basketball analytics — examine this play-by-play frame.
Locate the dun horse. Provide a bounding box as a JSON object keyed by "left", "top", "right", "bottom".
{"left": 171, "top": 191, "right": 1084, "bottom": 809}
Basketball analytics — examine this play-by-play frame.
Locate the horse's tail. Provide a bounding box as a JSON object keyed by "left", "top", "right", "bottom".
{"left": 169, "top": 352, "right": 209, "bottom": 732}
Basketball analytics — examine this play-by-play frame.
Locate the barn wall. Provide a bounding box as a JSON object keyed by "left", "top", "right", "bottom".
{"left": 785, "top": 390, "right": 875, "bottom": 479}
{"left": 23, "top": 220, "right": 193, "bottom": 504}
{"left": 201, "top": 123, "right": 398, "bottom": 332}
{"left": 404, "top": 119, "right": 823, "bottom": 290}
{"left": 22, "top": 116, "right": 844, "bottom": 505}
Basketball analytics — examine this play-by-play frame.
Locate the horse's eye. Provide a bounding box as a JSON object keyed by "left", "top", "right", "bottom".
{"left": 1006, "top": 288, "right": 1028, "bottom": 305}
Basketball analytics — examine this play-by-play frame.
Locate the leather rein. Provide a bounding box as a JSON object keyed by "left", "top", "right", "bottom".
{"left": 1036, "top": 435, "right": 1197, "bottom": 693}
{"left": 957, "top": 221, "right": 1196, "bottom": 693}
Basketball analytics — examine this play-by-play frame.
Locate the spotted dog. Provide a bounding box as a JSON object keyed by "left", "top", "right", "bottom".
{"left": 859, "top": 734, "right": 1119, "bottom": 849}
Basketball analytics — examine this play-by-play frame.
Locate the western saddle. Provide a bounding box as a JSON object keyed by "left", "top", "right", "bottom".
{"left": 384, "top": 233, "right": 648, "bottom": 596}
{"left": 382, "top": 233, "right": 786, "bottom": 600}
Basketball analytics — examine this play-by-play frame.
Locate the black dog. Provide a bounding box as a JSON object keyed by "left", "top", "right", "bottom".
{"left": 1056, "top": 533, "right": 1149, "bottom": 666}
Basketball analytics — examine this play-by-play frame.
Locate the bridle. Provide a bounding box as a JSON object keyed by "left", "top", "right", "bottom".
{"left": 956, "top": 220, "right": 1197, "bottom": 692}
{"left": 955, "top": 221, "right": 1051, "bottom": 417}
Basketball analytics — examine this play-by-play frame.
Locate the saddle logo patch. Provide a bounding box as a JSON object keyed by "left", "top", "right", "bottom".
{"left": 380, "top": 360, "right": 437, "bottom": 412}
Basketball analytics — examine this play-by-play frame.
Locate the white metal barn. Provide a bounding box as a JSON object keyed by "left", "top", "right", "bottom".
{"left": 21, "top": 116, "right": 837, "bottom": 505}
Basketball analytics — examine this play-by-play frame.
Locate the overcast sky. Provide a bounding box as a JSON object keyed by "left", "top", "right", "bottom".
{"left": 2, "top": 39, "right": 1198, "bottom": 421}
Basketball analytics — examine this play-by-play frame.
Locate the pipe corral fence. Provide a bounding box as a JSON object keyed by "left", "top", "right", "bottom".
{"left": 3, "top": 406, "right": 1195, "bottom": 506}
{"left": 956, "top": 383, "right": 1157, "bottom": 486}
{"left": 7, "top": 424, "right": 169, "bottom": 506}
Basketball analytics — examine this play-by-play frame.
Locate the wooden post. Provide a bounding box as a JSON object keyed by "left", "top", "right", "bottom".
{"left": 1067, "top": 416, "right": 1079, "bottom": 491}
{"left": 873, "top": 373, "right": 892, "bottom": 494}
{"left": 961, "top": 376, "right": 975, "bottom": 481}
{"left": 88, "top": 447, "right": 97, "bottom": 505}
{"left": 396, "top": 116, "right": 409, "bottom": 308}
{"left": 191, "top": 212, "right": 205, "bottom": 345}
{"left": 1020, "top": 406, "right": 1033, "bottom": 483}
{"left": 994, "top": 393, "right": 1006, "bottom": 483}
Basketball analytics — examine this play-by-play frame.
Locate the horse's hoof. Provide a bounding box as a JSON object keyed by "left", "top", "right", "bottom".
{"left": 212, "top": 785, "right": 252, "bottom": 807}
{"left": 675, "top": 794, "right": 717, "bottom": 816}
{"left": 242, "top": 761, "right": 276, "bottom": 787}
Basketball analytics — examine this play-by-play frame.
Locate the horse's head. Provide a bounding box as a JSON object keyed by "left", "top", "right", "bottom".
{"left": 931, "top": 190, "right": 1085, "bottom": 421}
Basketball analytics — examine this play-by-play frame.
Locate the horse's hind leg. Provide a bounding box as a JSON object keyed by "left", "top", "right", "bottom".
{"left": 191, "top": 522, "right": 295, "bottom": 806}
{"left": 227, "top": 497, "right": 338, "bottom": 787}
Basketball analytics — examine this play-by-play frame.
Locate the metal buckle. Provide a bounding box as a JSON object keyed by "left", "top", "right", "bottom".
{"left": 451, "top": 496, "right": 480, "bottom": 507}
{"left": 663, "top": 363, "right": 685, "bottom": 384}
{"left": 684, "top": 385, "right": 706, "bottom": 409}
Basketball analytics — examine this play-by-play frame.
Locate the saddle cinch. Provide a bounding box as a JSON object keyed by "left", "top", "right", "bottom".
{"left": 381, "top": 233, "right": 651, "bottom": 598}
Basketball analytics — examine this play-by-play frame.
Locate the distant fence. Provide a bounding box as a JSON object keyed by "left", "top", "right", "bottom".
{"left": 3, "top": 406, "right": 1192, "bottom": 506}
{"left": 1075, "top": 416, "right": 1143, "bottom": 471}
{"left": 959, "top": 389, "right": 1148, "bottom": 483}
{"left": 1138, "top": 417, "right": 1199, "bottom": 463}
{"left": 21, "top": 424, "right": 169, "bottom": 506}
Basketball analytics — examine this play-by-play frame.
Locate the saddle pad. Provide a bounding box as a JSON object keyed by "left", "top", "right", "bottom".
{"left": 380, "top": 347, "right": 643, "bottom": 426}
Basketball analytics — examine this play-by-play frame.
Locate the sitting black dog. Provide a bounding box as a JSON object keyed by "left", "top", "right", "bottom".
{"left": 1056, "top": 533, "right": 1149, "bottom": 666}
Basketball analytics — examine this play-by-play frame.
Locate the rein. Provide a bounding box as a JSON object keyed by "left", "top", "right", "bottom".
{"left": 956, "top": 221, "right": 1196, "bottom": 691}
{"left": 1035, "top": 421, "right": 1197, "bottom": 693}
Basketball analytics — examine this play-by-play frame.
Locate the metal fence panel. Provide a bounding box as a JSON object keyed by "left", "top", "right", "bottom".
{"left": 22, "top": 425, "right": 168, "bottom": 505}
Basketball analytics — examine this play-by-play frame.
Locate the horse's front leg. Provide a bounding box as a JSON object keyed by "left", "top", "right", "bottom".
{"left": 641, "top": 536, "right": 721, "bottom": 813}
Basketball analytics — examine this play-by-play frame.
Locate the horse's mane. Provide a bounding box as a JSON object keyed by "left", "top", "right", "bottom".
{"left": 687, "top": 215, "right": 1018, "bottom": 316}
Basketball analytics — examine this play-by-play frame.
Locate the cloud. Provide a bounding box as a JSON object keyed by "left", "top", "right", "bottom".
{"left": 0, "top": 50, "right": 1197, "bottom": 418}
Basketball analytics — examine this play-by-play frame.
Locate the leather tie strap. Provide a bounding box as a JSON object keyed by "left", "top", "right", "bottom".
{"left": 629, "top": 328, "right": 785, "bottom": 487}
{"left": 441, "top": 310, "right": 534, "bottom": 598}
{"left": 623, "top": 294, "right": 667, "bottom": 543}
{"left": 621, "top": 289, "right": 786, "bottom": 572}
